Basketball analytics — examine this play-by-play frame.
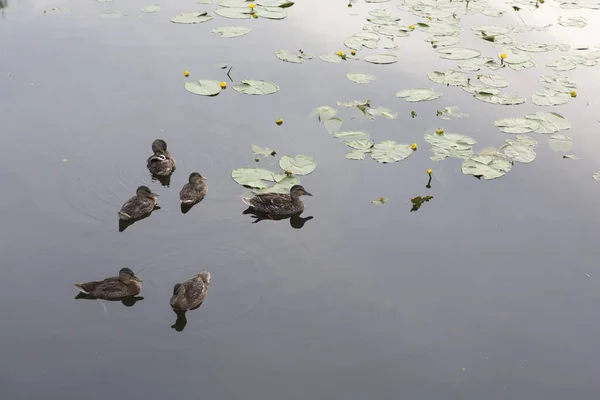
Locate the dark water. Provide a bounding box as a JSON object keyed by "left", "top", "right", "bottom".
{"left": 2, "top": 0, "right": 600, "bottom": 398}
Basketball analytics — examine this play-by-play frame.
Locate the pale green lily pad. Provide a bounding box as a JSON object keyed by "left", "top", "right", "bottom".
{"left": 211, "top": 26, "right": 251, "bottom": 37}
{"left": 324, "top": 118, "right": 342, "bottom": 134}
{"left": 375, "top": 24, "right": 411, "bottom": 37}
{"left": 231, "top": 168, "right": 283, "bottom": 189}
{"left": 346, "top": 73, "right": 376, "bottom": 84}
{"left": 214, "top": 7, "right": 251, "bottom": 19}
{"left": 525, "top": 112, "right": 571, "bottom": 133}
{"left": 371, "top": 141, "right": 413, "bottom": 163}
{"left": 437, "top": 47, "right": 481, "bottom": 60}
{"left": 252, "top": 145, "right": 276, "bottom": 157}
{"left": 428, "top": 69, "right": 469, "bottom": 86}
{"left": 345, "top": 139, "right": 373, "bottom": 160}
{"left": 252, "top": 176, "right": 300, "bottom": 195}
{"left": 508, "top": 61, "right": 536, "bottom": 71}
{"left": 478, "top": 74, "right": 508, "bottom": 88}
{"left": 185, "top": 80, "right": 222, "bottom": 96}
{"left": 548, "top": 134, "right": 573, "bottom": 152}
{"left": 49, "top": 6, "right": 71, "bottom": 12}
{"left": 344, "top": 32, "right": 379, "bottom": 50}
{"left": 494, "top": 118, "right": 540, "bottom": 134}
{"left": 279, "top": 155, "right": 317, "bottom": 175}
{"left": 474, "top": 91, "right": 525, "bottom": 105}
{"left": 170, "top": 12, "right": 213, "bottom": 23}
{"left": 458, "top": 57, "right": 494, "bottom": 71}
{"left": 593, "top": 172, "right": 600, "bottom": 181}
{"left": 346, "top": 150, "right": 367, "bottom": 160}
{"left": 472, "top": 24, "right": 511, "bottom": 35}
{"left": 255, "top": 6, "right": 288, "bottom": 19}
{"left": 232, "top": 79, "right": 279, "bottom": 95}
{"left": 333, "top": 131, "right": 370, "bottom": 141}
{"left": 531, "top": 89, "right": 570, "bottom": 106}
{"left": 558, "top": 16, "right": 587, "bottom": 27}
{"left": 319, "top": 53, "right": 342, "bottom": 63}
{"left": 396, "top": 88, "right": 442, "bottom": 102}
{"left": 499, "top": 47, "right": 533, "bottom": 64}
{"left": 417, "top": 21, "right": 462, "bottom": 35}
{"left": 275, "top": 50, "right": 312, "bottom": 63}
{"left": 365, "top": 107, "right": 398, "bottom": 120}
{"left": 504, "top": 136, "right": 537, "bottom": 163}
{"left": 364, "top": 54, "right": 398, "bottom": 64}
{"left": 309, "top": 106, "right": 337, "bottom": 121}
{"left": 141, "top": 4, "right": 160, "bottom": 13}
{"left": 427, "top": 35, "right": 461, "bottom": 47}
{"left": 539, "top": 74, "right": 577, "bottom": 92}
{"left": 461, "top": 152, "right": 512, "bottom": 180}
{"left": 437, "top": 105, "right": 469, "bottom": 120}
{"left": 516, "top": 43, "right": 557, "bottom": 52}
{"left": 371, "top": 197, "right": 392, "bottom": 205}
{"left": 425, "top": 131, "right": 476, "bottom": 161}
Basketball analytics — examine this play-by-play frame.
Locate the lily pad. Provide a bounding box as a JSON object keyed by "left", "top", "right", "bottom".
{"left": 231, "top": 168, "right": 283, "bottom": 189}
{"left": 184, "top": 80, "right": 223, "bottom": 96}
{"left": 593, "top": 172, "right": 600, "bottom": 181}
{"left": 232, "top": 79, "right": 279, "bottom": 95}
{"left": 499, "top": 47, "right": 533, "bottom": 64}
{"left": 364, "top": 54, "right": 398, "bottom": 64}
{"left": 428, "top": 69, "right": 469, "bottom": 86}
{"left": 461, "top": 152, "right": 512, "bottom": 180}
{"left": 370, "top": 141, "right": 413, "bottom": 163}
{"left": 255, "top": 6, "right": 288, "bottom": 19}
{"left": 214, "top": 7, "right": 251, "bottom": 19}
{"left": 478, "top": 74, "right": 509, "bottom": 88}
{"left": 319, "top": 53, "right": 343, "bottom": 63}
{"left": 170, "top": 12, "right": 213, "bottom": 23}
{"left": 252, "top": 175, "right": 300, "bottom": 195}
{"left": 396, "top": 88, "right": 442, "bottom": 102}
{"left": 516, "top": 43, "right": 557, "bottom": 52}
{"left": 494, "top": 117, "right": 540, "bottom": 134}
{"left": 309, "top": 106, "right": 337, "bottom": 121}
{"left": 531, "top": 89, "right": 570, "bottom": 106}
{"left": 279, "top": 155, "right": 317, "bottom": 175}
{"left": 141, "top": 4, "right": 160, "bottom": 13}
{"left": 427, "top": 35, "right": 461, "bottom": 47}
{"left": 437, "top": 105, "right": 470, "bottom": 120}
{"left": 425, "top": 131, "right": 476, "bottom": 161}
{"left": 346, "top": 73, "right": 376, "bottom": 84}
{"left": 346, "top": 150, "right": 367, "bottom": 160}
{"left": 524, "top": 112, "right": 571, "bottom": 133}
{"left": 548, "top": 134, "right": 573, "bottom": 152}
{"left": 539, "top": 74, "right": 577, "bottom": 92}
{"left": 324, "top": 118, "right": 343, "bottom": 134}
{"left": 275, "top": 50, "right": 312, "bottom": 63}
{"left": 436, "top": 47, "right": 481, "bottom": 60}
{"left": 474, "top": 91, "right": 525, "bottom": 105}
{"left": 504, "top": 136, "right": 537, "bottom": 163}
{"left": 211, "top": 26, "right": 251, "bottom": 37}
{"left": 101, "top": 10, "right": 124, "bottom": 17}
{"left": 252, "top": 145, "right": 275, "bottom": 157}
{"left": 333, "top": 131, "right": 370, "bottom": 141}
{"left": 558, "top": 16, "right": 587, "bottom": 27}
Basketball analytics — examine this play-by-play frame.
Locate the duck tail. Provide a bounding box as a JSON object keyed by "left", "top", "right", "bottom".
{"left": 118, "top": 211, "right": 131, "bottom": 220}
{"left": 73, "top": 283, "right": 90, "bottom": 294}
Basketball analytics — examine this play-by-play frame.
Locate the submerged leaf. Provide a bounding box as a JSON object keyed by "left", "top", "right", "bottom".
{"left": 548, "top": 134, "right": 573, "bottom": 152}
{"left": 324, "top": 118, "right": 342, "bottom": 134}
{"left": 279, "top": 155, "right": 317, "bottom": 175}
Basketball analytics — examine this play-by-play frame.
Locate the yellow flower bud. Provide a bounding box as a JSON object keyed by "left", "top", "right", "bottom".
{"left": 249, "top": 3, "right": 255, "bottom": 9}
{"left": 411, "top": 143, "right": 417, "bottom": 151}
{"left": 570, "top": 90, "right": 577, "bottom": 98}
{"left": 351, "top": 49, "right": 356, "bottom": 56}
{"left": 183, "top": 70, "right": 189, "bottom": 77}
{"left": 337, "top": 50, "right": 344, "bottom": 57}
{"left": 220, "top": 81, "right": 227, "bottom": 89}
{"left": 436, "top": 128, "right": 444, "bottom": 135}
{"left": 275, "top": 119, "right": 283, "bottom": 126}
{"left": 409, "top": 25, "right": 415, "bottom": 30}
{"left": 427, "top": 169, "right": 432, "bottom": 175}
{"left": 500, "top": 53, "right": 507, "bottom": 59}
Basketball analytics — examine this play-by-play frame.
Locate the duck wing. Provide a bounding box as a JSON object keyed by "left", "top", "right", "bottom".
{"left": 246, "top": 193, "right": 293, "bottom": 213}
{"left": 179, "top": 183, "right": 206, "bottom": 204}
{"left": 182, "top": 275, "right": 208, "bottom": 308}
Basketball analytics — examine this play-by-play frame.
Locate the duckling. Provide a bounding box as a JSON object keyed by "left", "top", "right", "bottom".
{"left": 170, "top": 271, "right": 211, "bottom": 311}
{"left": 242, "top": 184, "right": 312, "bottom": 217}
{"left": 118, "top": 185, "right": 159, "bottom": 220}
{"left": 74, "top": 267, "right": 143, "bottom": 300}
{"left": 179, "top": 172, "right": 207, "bottom": 205}
{"left": 146, "top": 139, "right": 176, "bottom": 177}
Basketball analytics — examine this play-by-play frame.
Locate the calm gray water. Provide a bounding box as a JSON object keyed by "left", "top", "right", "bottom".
{"left": 2, "top": 0, "right": 600, "bottom": 398}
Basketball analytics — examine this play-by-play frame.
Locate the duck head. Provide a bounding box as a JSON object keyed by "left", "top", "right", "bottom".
{"left": 119, "top": 267, "right": 143, "bottom": 283}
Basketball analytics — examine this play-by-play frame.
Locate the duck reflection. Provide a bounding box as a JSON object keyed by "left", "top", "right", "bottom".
{"left": 243, "top": 208, "right": 314, "bottom": 229}
{"left": 151, "top": 174, "right": 171, "bottom": 187}
{"left": 75, "top": 292, "right": 145, "bottom": 307}
{"left": 170, "top": 272, "right": 210, "bottom": 332}
{"left": 0, "top": 0, "right": 7, "bottom": 20}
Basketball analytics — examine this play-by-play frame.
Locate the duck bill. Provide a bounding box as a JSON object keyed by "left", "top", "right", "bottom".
{"left": 304, "top": 191, "right": 313, "bottom": 196}
{"left": 133, "top": 275, "right": 143, "bottom": 282}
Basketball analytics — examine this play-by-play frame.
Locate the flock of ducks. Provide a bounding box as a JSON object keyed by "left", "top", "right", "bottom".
{"left": 73, "top": 139, "right": 313, "bottom": 327}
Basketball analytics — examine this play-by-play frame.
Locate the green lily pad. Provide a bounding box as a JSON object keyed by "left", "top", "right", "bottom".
{"left": 417, "top": 21, "right": 462, "bottom": 35}
{"left": 375, "top": 24, "right": 411, "bottom": 37}
{"left": 252, "top": 175, "right": 300, "bottom": 195}
{"left": 211, "top": 26, "right": 251, "bottom": 37}
{"left": 364, "top": 54, "right": 398, "bottom": 64}
{"left": 461, "top": 152, "right": 512, "bottom": 180}
{"left": 346, "top": 150, "right": 367, "bottom": 160}
{"left": 232, "top": 79, "right": 279, "bottom": 95}
{"left": 396, "top": 88, "right": 442, "bottom": 102}
{"left": 548, "top": 134, "right": 573, "bottom": 152}
{"left": 214, "top": 7, "right": 251, "bottom": 19}
{"left": 346, "top": 73, "right": 376, "bottom": 84}
{"left": 344, "top": 32, "right": 379, "bottom": 50}
{"left": 436, "top": 47, "right": 481, "bottom": 60}
{"left": 531, "top": 89, "right": 570, "bottom": 106}
{"left": 370, "top": 141, "right": 413, "bottom": 163}
{"left": 428, "top": 69, "right": 469, "bottom": 86}
{"left": 184, "top": 80, "right": 222, "bottom": 96}
{"left": 593, "top": 172, "right": 600, "bottom": 181}
{"left": 437, "top": 105, "right": 470, "bottom": 120}
{"left": 279, "top": 155, "right": 317, "bottom": 175}
{"left": 275, "top": 50, "right": 312, "bottom": 63}
{"left": 141, "top": 4, "right": 160, "bottom": 13}
{"left": 170, "top": 12, "right": 213, "bottom": 23}
{"left": 426, "top": 35, "right": 461, "bottom": 47}
{"left": 333, "top": 131, "right": 370, "bottom": 141}
{"left": 516, "top": 43, "right": 557, "bottom": 52}
{"left": 231, "top": 168, "right": 283, "bottom": 189}
{"left": 474, "top": 91, "right": 525, "bottom": 105}
{"left": 494, "top": 117, "right": 540, "bottom": 134}
{"left": 539, "top": 74, "right": 577, "bottom": 92}
{"left": 504, "top": 136, "right": 537, "bottom": 163}
{"left": 472, "top": 24, "right": 511, "bottom": 35}
{"left": 251, "top": 145, "right": 275, "bottom": 157}
{"left": 319, "top": 53, "right": 343, "bottom": 63}
{"left": 524, "top": 112, "right": 571, "bottom": 133}
{"left": 499, "top": 47, "right": 533, "bottom": 64}
{"left": 478, "top": 74, "right": 509, "bottom": 88}
{"left": 508, "top": 61, "right": 536, "bottom": 71}
{"left": 346, "top": 139, "right": 374, "bottom": 151}
{"left": 255, "top": 6, "right": 288, "bottom": 19}
{"left": 424, "top": 131, "right": 476, "bottom": 161}
{"left": 101, "top": 10, "right": 124, "bottom": 17}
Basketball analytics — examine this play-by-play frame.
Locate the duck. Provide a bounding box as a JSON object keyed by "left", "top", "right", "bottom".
{"left": 74, "top": 267, "right": 143, "bottom": 300}
{"left": 146, "top": 139, "right": 176, "bottom": 177}
{"left": 170, "top": 271, "right": 211, "bottom": 311}
{"left": 118, "top": 185, "right": 159, "bottom": 220}
{"left": 179, "top": 172, "right": 207, "bottom": 205}
{"left": 242, "top": 184, "right": 312, "bottom": 217}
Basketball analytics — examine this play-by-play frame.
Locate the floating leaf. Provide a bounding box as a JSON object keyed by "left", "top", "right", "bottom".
{"left": 548, "top": 134, "right": 573, "bottom": 152}
{"left": 333, "top": 131, "right": 370, "bottom": 141}
{"left": 370, "top": 141, "right": 413, "bottom": 163}
{"left": 344, "top": 32, "right": 379, "bottom": 50}
{"left": 424, "top": 131, "right": 476, "bottom": 161}
{"left": 524, "top": 112, "right": 571, "bottom": 133}
{"left": 531, "top": 89, "right": 570, "bottom": 106}
{"left": 458, "top": 56, "right": 494, "bottom": 71}
{"left": 141, "top": 4, "right": 160, "bottom": 13}
{"left": 499, "top": 47, "right": 533, "bottom": 64}
{"left": 346, "top": 73, "right": 376, "bottom": 84}
{"left": 410, "top": 195, "right": 433, "bottom": 212}
{"left": 184, "top": 80, "right": 223, "bottom": 96}
{"left": 426, "top": 35, "right": 461, "bottom": 47}
{"left": 428, "top": 69, "right": 469, "bottom": 86}
{"left": 319, "top": 53, "right": 342, "bottom": 63}
{"left": 494, "top": 117, "right": 540, "bottom": 134}
{"left": 563, "top": 154, "right": 578, "bottom": 160}
{"left": 461, "top": 152, "right": 512, "bottom": 180}
{"left": 474, "top": 91, "right": 525, "bottom": 105}
{"left": 437, "top": 105, "right": 469, "bottom": 120}
{"left": 214, "top": 7, "right": 251, "bottom": 19}
{"left": 170, "top": 12, "right": 213, "bottom": 23}
{"left": 211, "top": 26, "right": 251, "bottom": 37}
{"left": 252, "top": 175, "right": 300, "bottom": 195}
{"left": 396, "top": 88, "right": 442, "bottom": 102}
{"left": 279, "top": 155, "right": 317, "bottom": 175}
{"left": 309, "top": 106, "right": 337, "bottom": 121}
{"left": 539, "top": 74, "right": 577, "bottom": 93}
{"left": 101, "top": 10, "right": 124, "bottom": 17}
{"left": 364, "top": 54, "right": 398, "bottom": 64}
{"left": 558, "top": 16, "right": 587, "bottom": 27}
{"left": 436, "top": 47, "right": 481, "bottom": 60}
{"left": 255, "top": 6, "right": 288, "bottom": 19}
{"left": 275, "top": 49, "right": 312, "bottom": 63}
{"left": 346, "top": 150, "right": 367, "bottom": 160}
{"left": 504, "top": 136, "right": 537, "bottom": 163}
{"left": 252, "top": 145, "right": 276, "bottom": 157}
{"left": 478, "top": 74, "right": 509, "bottom": 88}
{"left": 516, "top": 43, "right": 557, "bottom": 52}
{"left": 232, "top": 79, "right": 279, "bottom": 95}
{"left": 324, "top": 117, "right": 342, "bottom": 134}
{"left": 231, "top": 168, "right": 283, "bottom": 189}
{"left": 372, "top": 197, "right": 392, "bottom": 205}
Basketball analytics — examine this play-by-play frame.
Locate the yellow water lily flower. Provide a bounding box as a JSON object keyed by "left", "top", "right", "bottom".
{"left": 500, "top": 53, "right": 507, "bottom": 59}
{"left": 249, "top": 3, "right": 255, "bottom": 9}
{"left": 351, "top": 49, "right": 356, "bottom": 56}
{"left": 427, "top": 16, "right": 432, "bottom": 20}
{"left": 275, "top": 118, "right": 283, "bottom": 125}
{"left": 220, "top": 81, "right": 227, "bottom": 89}
{"left": 427, "top": 169, "right": 432, "bottom": 175}
{"left": 409, "top": 25, "right": 415, "bottom": 30}
{"left": 337, "top": 50, "right": 344, "bottom": 57}
{"left": 570, "top": 90, "right": 577, "bottom": 98}
{"left": 411, "top": 143, "right": 418, "bottom": 151}
{"left": 183, "top": 70, "right": 189, "bottom": 77}
{"left": 436, "top": 128, "right": 444, "bottom": 135}
{"left": 252, "top": 13, "right": 258, "bottom": 18}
